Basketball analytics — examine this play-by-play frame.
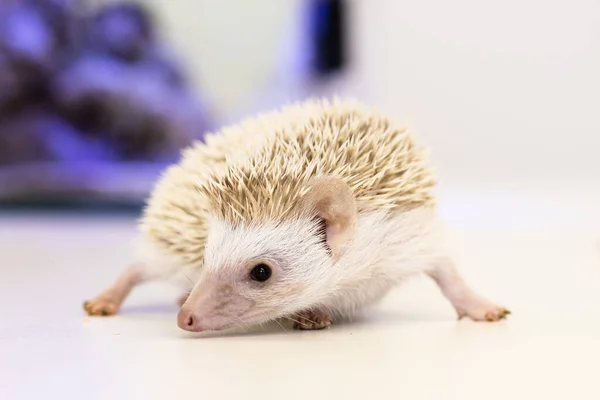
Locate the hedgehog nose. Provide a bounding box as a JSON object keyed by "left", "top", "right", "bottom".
{"left": 177, "top": 309, "right": 204, "bottom": 332}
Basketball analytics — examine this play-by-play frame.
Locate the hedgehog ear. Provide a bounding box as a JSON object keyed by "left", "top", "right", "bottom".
{"left": 299, "top": 176, "right": 357, "bottom": 259}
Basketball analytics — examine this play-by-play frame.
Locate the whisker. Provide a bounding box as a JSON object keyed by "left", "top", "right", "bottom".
{"left": 285, "top": 316, "right": 304, "bottom": 325}
{"left": 274, "top": 319, "right": 288, "bottom": 332}
{"left": 223, "top": 311, "right": 249, "bottom": 334}
{"left": 259, "top": 321, "right": 267, "bottom": 332}
{"left": 182, "top": 272, "right": 194, "bottom": 285}
{"left": 286, "top": 317, "right": 317, "bottom": 325}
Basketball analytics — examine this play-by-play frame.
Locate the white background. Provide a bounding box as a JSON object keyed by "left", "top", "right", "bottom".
{"left": 142, "top": 0, "right": 600, "bottom": 184}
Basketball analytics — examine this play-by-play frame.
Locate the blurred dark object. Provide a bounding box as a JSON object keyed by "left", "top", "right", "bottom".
{"left": 86, "top": 2, "right": 154, "bottom": 62}
{"left": 52, "top": 53, "right": 204, "bottom": 160}
{"left": 310, "top": 0, "right": 347, "bottom": 76}
{"left": 0, "top": 0, "right": 211, "bottom": 203}
{"left": 0, "top": 107, "right": 116, "bottom": 165}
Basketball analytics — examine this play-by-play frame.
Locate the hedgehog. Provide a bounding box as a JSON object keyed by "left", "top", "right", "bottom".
{"left": 83, "top": 98, "right": 510, "bottom": 332}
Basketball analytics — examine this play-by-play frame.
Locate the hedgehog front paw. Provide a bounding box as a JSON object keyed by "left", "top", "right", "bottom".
{"left": 292, "top": 310, "right": 332, "bottom": 330}
{"left": 456, "top": 300, "right": 511, "bottom": 322}
{"left": 83, "top": 295, "right": 120, "bottom": 316}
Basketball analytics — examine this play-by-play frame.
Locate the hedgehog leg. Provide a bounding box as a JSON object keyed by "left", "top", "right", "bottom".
{"left": 83, "top": 264, "right": 148, "bottom": 316}
{"left": 428, "top": 258, "right": 510, "bottom": 322}
{"left": 291, "top": 309, "right": 332, "bottom": 330}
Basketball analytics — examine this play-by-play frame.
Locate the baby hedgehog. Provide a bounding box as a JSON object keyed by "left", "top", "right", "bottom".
{"left": 83, "top": 98, "right": 510, "bottom": 332}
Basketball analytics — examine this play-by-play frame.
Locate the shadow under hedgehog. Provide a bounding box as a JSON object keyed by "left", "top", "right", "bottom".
{"left": 84, "top": 98, "right": 510, "bottom": 333}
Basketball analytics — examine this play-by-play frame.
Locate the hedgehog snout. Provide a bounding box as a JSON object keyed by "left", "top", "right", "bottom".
{"left": 177, "top": 307, "right": 208, "bottom": 332}
{"left": 177, "top": 308, "right": 200, "bottom": 331}
{"left": 177, "top": 304, "right": 230, "bottom": 332}
{"left": 176, "top": 279, "right": 245, "bottom": 332}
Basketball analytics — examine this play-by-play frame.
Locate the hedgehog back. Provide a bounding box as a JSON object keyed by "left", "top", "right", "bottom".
{"left": 200, "top": 98, "right": 437, "bottom": 225}
{"left": 140, "top": 98, "right": 436, "bottom": 268}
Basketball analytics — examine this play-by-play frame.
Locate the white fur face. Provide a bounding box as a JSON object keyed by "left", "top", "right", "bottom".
{"left": 179, "top": 216, "right": 334, "bottom": 331}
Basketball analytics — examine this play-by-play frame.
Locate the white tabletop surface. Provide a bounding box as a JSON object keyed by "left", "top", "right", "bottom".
{"left": 1, "top": 183, "right": 599, "bottom": 400}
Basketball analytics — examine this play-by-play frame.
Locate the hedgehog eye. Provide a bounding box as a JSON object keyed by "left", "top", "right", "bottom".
{"left": 250, "top": 264, "right": 272, "bottom": 282}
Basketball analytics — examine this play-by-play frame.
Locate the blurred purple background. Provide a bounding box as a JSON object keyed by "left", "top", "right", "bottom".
{"left": 0, "top": 0, "right": 347, "bottom": 207}
{"left": 0, "top": 0, "right": 212, "bottom": 205}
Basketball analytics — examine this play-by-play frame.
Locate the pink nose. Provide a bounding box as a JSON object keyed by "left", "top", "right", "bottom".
{"left": 177, "top": 309, "right": 205, "bottom": 332}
